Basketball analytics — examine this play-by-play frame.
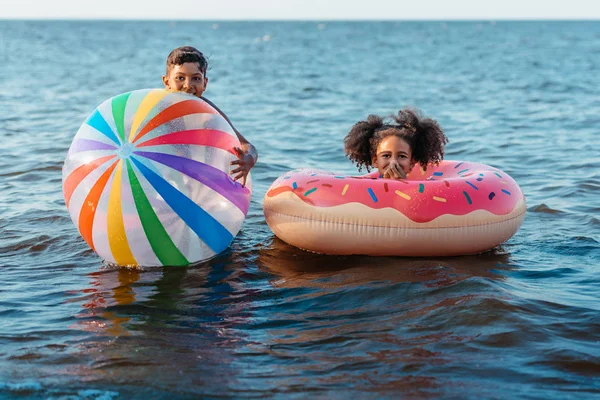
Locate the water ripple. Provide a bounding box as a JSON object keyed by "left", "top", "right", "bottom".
{"left": 1, "top": 20, "right": 599, "bottom": 399}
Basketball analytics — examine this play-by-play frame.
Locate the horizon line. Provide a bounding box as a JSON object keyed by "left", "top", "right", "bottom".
{"left": 1, "top": 17, "right": 600, "bottom": 21}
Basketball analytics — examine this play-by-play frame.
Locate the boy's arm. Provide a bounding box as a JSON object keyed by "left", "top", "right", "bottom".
{"left": 201, "top": 96, "right": 258, "bottom": 185}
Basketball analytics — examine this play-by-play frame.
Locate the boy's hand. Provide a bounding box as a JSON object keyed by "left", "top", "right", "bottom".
{"left": 230, "top": 147, "right": 256, "bottom": 187}
{"left": 382, "top": 162, "right": 406, "bottom": 180}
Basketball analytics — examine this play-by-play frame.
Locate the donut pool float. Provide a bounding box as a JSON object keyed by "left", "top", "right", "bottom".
{"left": 263, "top": 161, "right": 525, "bottom": 256}
{"left": 63, "top": 89, "right": 251, "bottom": 267}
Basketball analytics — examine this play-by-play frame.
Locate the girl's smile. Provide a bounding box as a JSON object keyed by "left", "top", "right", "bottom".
{"left": 373, "top": 135, "right": 414, "bottom": 179}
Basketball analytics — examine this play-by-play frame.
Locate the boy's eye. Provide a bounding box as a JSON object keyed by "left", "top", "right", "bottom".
{"left": 192, "top": 77, "right": 202, "bottom": 81}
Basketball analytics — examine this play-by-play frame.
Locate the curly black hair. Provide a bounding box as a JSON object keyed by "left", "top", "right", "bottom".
{"left": 344, "top": 108, "right": 448, "bottom": 172}
{"left": 166, "top": 46, "right": 209, "bottom": 76}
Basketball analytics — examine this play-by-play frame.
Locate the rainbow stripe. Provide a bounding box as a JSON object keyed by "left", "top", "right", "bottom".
{"left": 62, "top": 89, "right": 251, "bottom": 267}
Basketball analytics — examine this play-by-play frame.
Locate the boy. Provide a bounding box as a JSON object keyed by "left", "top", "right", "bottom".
{"left": 162, "top": 46, "right": 258, "bottom": 186}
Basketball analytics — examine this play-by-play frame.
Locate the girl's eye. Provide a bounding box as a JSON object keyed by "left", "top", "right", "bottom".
{"left": 192, "top": 77, "right": 201, "bottom": 81}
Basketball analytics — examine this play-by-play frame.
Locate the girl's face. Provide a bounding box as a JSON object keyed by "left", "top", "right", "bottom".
{"left": 373, "top": 135, "right": 414, "bottom": 178}
{"left": 162, "top": 62, "right": 208, "bottom": 98}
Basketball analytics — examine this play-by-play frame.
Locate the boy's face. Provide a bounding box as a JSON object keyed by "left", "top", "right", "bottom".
{"left": 162, "top": 62, "right": 208, "bottom": 98}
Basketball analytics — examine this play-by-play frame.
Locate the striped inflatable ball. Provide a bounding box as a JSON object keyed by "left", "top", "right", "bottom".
{"left": 62, "top": 89, "right": 251, "bottom": 267}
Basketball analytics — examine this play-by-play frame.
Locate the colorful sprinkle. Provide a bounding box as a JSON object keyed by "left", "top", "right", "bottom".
{"left": 465, "top": 181, "right": 479, "bottom": 190}
{"left": 321, "top": 183, "right": 333, "bottom": 188}
{"left": 500, "top": 180, "right": 508, "bottom": 184}
{"left": 307, "top": 179, "right": 319, "bottom": 184}
{"left": 367, "top": 188, "right": 378, "bottom": 203}
{"left": 384, "top": 182, "right": 389, "bottom": 192}
{"left": 454, "top": 162, "right": 464, "bottom": 169}
{"left": 395, "top": 190, "right": 411, "bottom": 200}
{"left": 457, "top": 169, "right": 469, "bottom": 175}
{"left": 461, "top": 172, "right": 473, "bottom": 178}
{"left": 502, "top": 189, "right": 511, "bottom": 195}
{"left": 476, "top": 177, "right": 484, "bottom": 182}
{"left": 304, "top": 188, "right": 317, "bottom": 196}
{"left": 342, "top": 184, "right": 349, "bottom": 196}
{"left": 334, "top": 176, "right": 345, "bottom": 179}
{"left": 419, "top": 183, "right": 425, "bottom": 193}
{"left": 444, "top": 180, "right": 450, "bottom": 187}
{"left": 494, "top": 172, "right": 502, "bottom": 178}
{"left": 463, "top": 191, "right": 472, "bottom": 205}
{"left": 433, "top": 172, "right": 444, "bottom": 177}
{"left": 488, "top": 192, "right": 496, "bottom": 200}
{"left": 310, "top": 173, "right": 317, "bottom": 176}
{"left": 292, "top": 182, "right": 297, "bottom": 190}
{"left": 433, "top": 196, "right": 447, "bottom": 203}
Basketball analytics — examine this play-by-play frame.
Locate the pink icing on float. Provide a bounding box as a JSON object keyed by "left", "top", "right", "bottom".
{"left": 263, "top": 160, "right": 526, "bottom": 256}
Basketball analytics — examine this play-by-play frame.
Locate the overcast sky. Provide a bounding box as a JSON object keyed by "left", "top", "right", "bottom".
{"left": 1, "top": 0, "right": 598, "bottom": 20}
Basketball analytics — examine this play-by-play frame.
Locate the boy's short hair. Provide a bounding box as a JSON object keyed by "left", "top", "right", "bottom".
{"left": 166, "top": 46, "right": 208, "bottom": 76}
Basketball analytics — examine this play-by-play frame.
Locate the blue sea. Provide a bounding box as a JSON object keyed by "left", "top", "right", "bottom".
{"left": 1, "top": 20, "right": 599, "bottom": 399}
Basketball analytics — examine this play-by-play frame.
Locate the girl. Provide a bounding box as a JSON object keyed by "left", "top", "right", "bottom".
{"left": 344, "top": 108, "right": 448, "bottom": 180}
